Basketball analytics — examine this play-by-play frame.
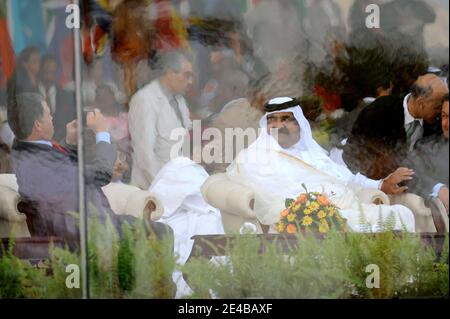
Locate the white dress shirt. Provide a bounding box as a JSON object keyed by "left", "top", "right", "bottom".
{"left": 403, "top": 93, "right": 424, "bottom": 147}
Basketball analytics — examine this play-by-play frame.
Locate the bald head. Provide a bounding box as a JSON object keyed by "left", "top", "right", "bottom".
{"left": 414, "top": 74, "right": 448, "bottom": 97}
{"left": 410, "top": 74, "right": 448, "bottom": 123}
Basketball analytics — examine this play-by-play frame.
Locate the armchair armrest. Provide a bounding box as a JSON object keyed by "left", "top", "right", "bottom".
{"left": 0, "top": 185, "right": 27, "bottom": 223}
{"left": 429, "top": 197, "right": 449, "bottom": 233}
{"left": 389, "top": 193, "right": 430, "bottom": 217}
{"left": 354, "top": 187, "right": 390, "bottom": 205}
{"left": 389, "top": 192, "right": 447, "bottom": 233}
{"left": 201, "top": 173, "right": 256, "bottom": 219}
{"left": 125, "top": 189, "right": 163, "bottom": 221}
{"left": 102, "top": 183, "right": 164, "bottom": 221}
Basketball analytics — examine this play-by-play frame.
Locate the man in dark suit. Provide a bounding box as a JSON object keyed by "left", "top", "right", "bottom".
{"left": 343, "top": 74, "right": 448, "bottom": 180}
{"left": 8, "top": 93, "right": 172, "bottom": 251}
{"left": 403, "top": 94, "right": 449, "bottom": 212}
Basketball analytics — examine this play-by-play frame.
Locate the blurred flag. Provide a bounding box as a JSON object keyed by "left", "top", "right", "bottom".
{"left": 9, "top": 0, "right": 46, "bottom": 53}
{"left": 82, "top": 0, "right": 112, "bottom": 63}
{"left": 153, "top": 0, "right": 189, "bottom": 53}
{"left": 0, "top": 0, "right": 15, "bottom": 82}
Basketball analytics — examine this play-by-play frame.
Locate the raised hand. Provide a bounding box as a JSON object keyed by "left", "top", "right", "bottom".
{"left": 65, "top": 120, "right": 78, "bottom": 145}
{"left": 381, "top": 167, "right": 415, "bottom": 194}
{"left": 86, "top": 108, "right": 109, "bottom": 133}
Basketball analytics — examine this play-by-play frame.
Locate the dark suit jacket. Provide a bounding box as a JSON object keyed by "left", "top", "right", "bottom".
{"left": 11, "top": 139, "right": 119, "bottom": 249}
{"left": 343, "top": 94, "right": 407, "bottom": 179}
{"left": 402, "top": 134, "right": 449, "bottom": 199}
{"left": 350, "top": 94, "right": 407, "bottom": 145}
{"left": 342, "top": 94, "right": 441, "bottom": 178}
{"left": 333, "top": 99, "right": 370, "bottom": 143}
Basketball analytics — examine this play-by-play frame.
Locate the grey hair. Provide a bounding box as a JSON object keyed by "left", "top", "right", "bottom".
{"left": 410, "top": 82, "right": 433, "bottom": 100}
{"left": 156, "top": 50, "right": 193, "bottom": 75}
{"left": 8, "top": 93, "right": 45, "bottom": 140}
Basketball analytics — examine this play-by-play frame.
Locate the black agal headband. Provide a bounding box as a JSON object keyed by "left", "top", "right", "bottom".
{"left": 264, "top": 98, "right": 300, "bottom": 113}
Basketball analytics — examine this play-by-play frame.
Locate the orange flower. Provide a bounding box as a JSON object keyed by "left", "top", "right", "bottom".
{"left": 295, "top": 194, "right": 307, "bottom": 204}
{"left": 317, "top": 195, "right": 330, "bottom": 206}
{"left": 280, "top": 209, "right": 289, "bottom": 217}
{"left": 286, "top": 224, "right": 297, "bottom": 234}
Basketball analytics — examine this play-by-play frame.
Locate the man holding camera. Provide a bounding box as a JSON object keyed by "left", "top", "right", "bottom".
{"left": 8, "top": 92, "right": 172, "bottom": 251}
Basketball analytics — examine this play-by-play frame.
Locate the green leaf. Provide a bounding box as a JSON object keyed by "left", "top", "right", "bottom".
{"left": 285, "top": 198, "right": 294, "bottom": 208}
{"left": 301, "top": 183, "right": 308, "bottom": 193}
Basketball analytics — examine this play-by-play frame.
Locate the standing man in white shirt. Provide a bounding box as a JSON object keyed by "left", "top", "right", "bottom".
{"left": 128, "top": 51, "right": 193, "bottom": 190}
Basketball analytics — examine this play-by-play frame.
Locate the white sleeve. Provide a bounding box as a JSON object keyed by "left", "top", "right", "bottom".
{"left": 350, "top": 172, "right": 382, "bottom": 190}
{"left": 331, "top": 159, "right": 382, "bottom": 190}
{"left": 431, "top": 183, "right": 446, "bottom": 198}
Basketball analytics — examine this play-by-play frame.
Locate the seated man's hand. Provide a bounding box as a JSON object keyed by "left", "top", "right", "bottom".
{"left": 87, "top": 109, "right": 109, "bottom": 133}
{"left": 65, "top": 120, "right": 78, "bottom": 145}
{"left": 438, "top": 186, "right": 449, "bottom": 212}
{"left": 381, "top": 167, "right": 415, "bottom": 194}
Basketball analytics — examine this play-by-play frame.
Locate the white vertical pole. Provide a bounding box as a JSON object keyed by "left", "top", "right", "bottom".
{"left": 72, "top": 0, "right": 89, "bottom": 299}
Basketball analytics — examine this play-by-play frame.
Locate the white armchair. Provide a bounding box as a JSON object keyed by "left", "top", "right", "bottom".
{"left": 0, "top": 174, "right": 30, "bottom": 238}
{"left": 201, "top": 173, "right": 448, "bottom": 233}
{"left": 0, "top": 174, "right": 165, "bottom": 239}
{"left": 201, "top": 173, "right": 263, "bottom": 234}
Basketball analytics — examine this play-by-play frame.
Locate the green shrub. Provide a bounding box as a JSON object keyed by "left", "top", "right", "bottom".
{"left": 0, "top": 211, "right": 176, "bottom": 299}
{"left": 182, "top": 229, "right": 448, "bottom": 299}
{"left": 1, "top": 211, "right": 447, "bottom": 299}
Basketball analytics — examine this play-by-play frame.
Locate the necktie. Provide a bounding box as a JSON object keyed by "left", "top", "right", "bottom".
{"left": 51, "top": 140, "right": 68, "bottom": 154}
{"left": 406, "top": 120, "right": 423, "bottom": 151}
{"left": 169, "top": 97, "right": 185, "bottom": 129}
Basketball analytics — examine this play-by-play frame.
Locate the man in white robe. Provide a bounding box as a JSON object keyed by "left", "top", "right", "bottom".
{"left": 226, "top": 97, "right": 416, "bottom": 232}
{"left": 149, "top": 157, "right": 225, "bottom": 298}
